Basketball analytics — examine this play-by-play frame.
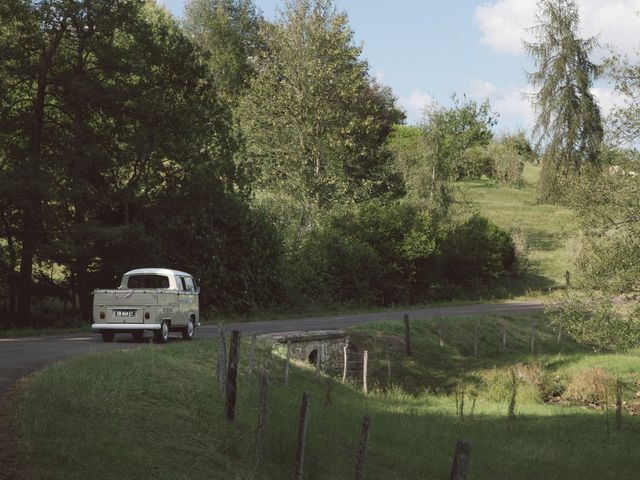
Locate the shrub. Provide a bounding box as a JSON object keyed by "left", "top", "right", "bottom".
{"left": 488, "top": 142, "right": 525, "bottom": 185}
{"left": 287, "top": 201, "right": 443, "bottom": 306}
{"left": 459, "top": 145, "right": 494, "bottom": 179}
{"left": 511, "top": 227, "right": 531, "bottom": 276}
{"left": 564, "top": 367, "right": 613, "bottom": 404}
{"left": 439, "top": 214, "right": 516, "bottom": 288}
{"left": 288, "top": 229, "right": 384, "bottom": 305}
{"left": 546, "top": 292, "right": 640, "bottom": 350}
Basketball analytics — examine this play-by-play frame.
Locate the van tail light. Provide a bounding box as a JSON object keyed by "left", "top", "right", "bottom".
{"left": 99, "top": 311, "right": 105, "bottom": 319}
{"left": 145, "top": 312, "right": 150, "bottom": 320}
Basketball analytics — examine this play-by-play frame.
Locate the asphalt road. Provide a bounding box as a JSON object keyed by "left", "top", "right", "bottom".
{"left": 0, "top": 301, "right": 544, "bottom": 396}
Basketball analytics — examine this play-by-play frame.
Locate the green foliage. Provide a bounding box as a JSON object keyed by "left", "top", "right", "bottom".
{"left": 564, "top": 158, "right": 640, "bottom": 296}
{"left": 0, "top": 0, "right": 280, "bottom": 321}
{"left": 287, "top": 203, "right": 515, "bottom": 306}
{"left": 608, "top": 47, "right": 640, "bottom": 145}
{"left": 288, "top": 201, "right": 440, "bottom": 305}
{"left": 289, "top": 228, "right": 383, "bottom": 305}
{"left": 422, "top": 96, "right": 496, "bottom": 182}
{"left": 389, "top": 98, "right": 496, "bottom": 213}
{"left": 525, "top": 0, "right": 603, "bottom": 201}
{"left": 500, "top": 131, "right": 537, "bottom": 164}
{"left": 182, "top": 0, "right": 263, "bottom": 101}
{"left": 546, "top": 292, "right": 640, "bottom": 350}
{"left": 439, "top": 214, "right": 516, "bottom": 289}
{"left": 144, "top": 177, "right": 285, "bottom": 315}
{"left": 237, "top": 0, "right": 404, "bottom": 219}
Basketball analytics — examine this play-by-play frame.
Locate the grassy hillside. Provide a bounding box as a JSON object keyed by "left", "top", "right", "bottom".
{"left": 9, "top": 314, "right": 640, "bottom": 480}
{"left": 456, "top": 164, "right": 580, "bottom": 294}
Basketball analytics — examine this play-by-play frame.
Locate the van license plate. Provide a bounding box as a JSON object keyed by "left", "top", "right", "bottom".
{"left": 114, "top": 310, "right": 137, "bottom": 318}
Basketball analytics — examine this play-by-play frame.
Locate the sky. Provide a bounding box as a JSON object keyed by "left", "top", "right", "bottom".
{"left": 160, "top": 0, "right": 640, "bottom": 133}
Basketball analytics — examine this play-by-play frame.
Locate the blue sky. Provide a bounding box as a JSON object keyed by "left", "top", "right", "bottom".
{"left": 161, "top": 0, "right": 640, "bottom": 132}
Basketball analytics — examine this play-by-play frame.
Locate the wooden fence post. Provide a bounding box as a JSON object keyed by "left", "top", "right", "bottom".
{"left": 440, "top": 314, "right": 445, "bottom": 347}
{"left": 226, "top": 330, "right": 240, "bottom": 421}
{"left": 501, "top": 324, "right": 507, "bottom": 352}
{"left": 254, "top": 368, "right": 268, "bottom": 474}
{"left": 218, "top": 326, "right": 227, "bottom": 393}
{"left": 557, "top": 325, "right": 562, "bottom": 344}
{"left": 294, "top": 391, "right": 311, "bottom": 480}
{"left": 615, "top": 379, "right": 623, "bottom": 430}
{"left": 249, "top": 332, "right": 257, "bottom": 374}
{"left": 386, "top": 354, "right": 391, "bottom": 387}
{"left": 450, "top": 439, "right": 472, "bottom": 480}
{"left": 473, "top": 324, "right": 479, "bottom": 356}
{"left": 530, "top": 320, "right": 536, "bottom": 354}
{"left": 363, "top": 350, "right": 368, "bottom": 394}
{"left": 285, "top": 338, "right": 292, "bottom": 386}
{"left": 404, "top": 314, "right": 412, "bottom": 356}
{"left": 315, "top": 343, "right": 322, "bottom": 379}
{"left": 355, "top": 415, "right": 372, "bottom": 480}
{"left": 342, "top": 344, "right": 348, "bottom": 383}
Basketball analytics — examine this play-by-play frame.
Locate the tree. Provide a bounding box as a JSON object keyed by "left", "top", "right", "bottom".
{"left": 182, "top": 0, "right": 263, "bottom": 102}
{"left": 237, "top": 0, "right": 404, "bottom": 228}
{"left": 525, "top": 0, "right": 603, "bottom": 201}
{"left": 609, "top": 44, "right": 640, "bottom": 146}
{"left": 390, "top": 96, "right": 496, "bottom": 210}
{"left": 0, "top": 0, "right": 71, "bottom": 321}
{"left": 0, "top": 0, "right": 242, "bottom": 322}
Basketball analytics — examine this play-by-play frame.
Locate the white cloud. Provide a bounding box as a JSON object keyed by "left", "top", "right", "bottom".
{"left": 470, "top": 79, "right": 498, "bottom": 98}
{"left": 474, "top": 0, "right": 640, "bottom": 56}
{"left": 398, "top": 89, "right": 434, "bottom": 123}
{"left": 474, "top": 0, "right": 535, "bottom": 55}
{"left": 468, "top": 80, "right": 624, "bottom": 131}
{"left": 591, "top": 86, "right": 625, "bottom": 116}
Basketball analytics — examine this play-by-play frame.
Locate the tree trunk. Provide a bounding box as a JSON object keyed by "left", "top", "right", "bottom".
{"left": 16, "top": 224, "right": 35, "bottom": 322}
{"left": 76, "top": 262, "right": 91, "bottom": 323}
{"left": 16, "top": 50, "right": 50, "bottom": 324}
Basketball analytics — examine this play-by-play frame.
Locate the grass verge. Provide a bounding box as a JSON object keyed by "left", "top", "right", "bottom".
{"left": 8, "top": 314, "right": 640, "bottom": 479}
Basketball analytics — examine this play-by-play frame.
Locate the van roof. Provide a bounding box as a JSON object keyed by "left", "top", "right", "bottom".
{"left": 124, "top": 268, "right": 192, "bottom": 277}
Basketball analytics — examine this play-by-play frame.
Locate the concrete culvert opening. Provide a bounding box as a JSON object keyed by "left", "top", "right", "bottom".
{"left": 308, "top": 349, "right": 318, "bottom": 365}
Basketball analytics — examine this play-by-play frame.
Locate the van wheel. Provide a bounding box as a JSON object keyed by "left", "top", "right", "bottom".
{"left": 182, "top": 319, "right": 195, "bottom": 341}
{"left": 101, "top": 331, "right": 115, "bottom": 342}
{"left": 132, "top": 332, "right": 144, "bottom": 342}
{"left": 153, "top": 321, "right": 170, "bottom": 344}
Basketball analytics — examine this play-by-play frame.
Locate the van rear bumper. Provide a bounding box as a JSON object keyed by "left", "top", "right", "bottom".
{"left": 92, "top": 323, "right": 162, "bottom": 331}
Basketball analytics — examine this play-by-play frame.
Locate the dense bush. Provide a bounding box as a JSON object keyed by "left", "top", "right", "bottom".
{"left": 489, "top": 142, "right": 525, "bottom": 185}
{"left": 288, "top": 229, "right": 384, "bottom": 306}
{"left": 287, "top": 201, "right": 440, "bottom": 305}
{"left": 287, "top": 204, "right": 515, "bottom": 306}
{"left": 439, "top": 214, "right": 516, "bottom": 288}
{"left": 459, "top": 142, "right": 525, "bottom": 184}
{"left": 546, "top": 292, "right": 640, "bottom": 350}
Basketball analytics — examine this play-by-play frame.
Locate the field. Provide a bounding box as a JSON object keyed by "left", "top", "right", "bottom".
{"left": 456, "top": 164, "right": 580, "bottom": 294}
{"left": 8, "top": 314, "right": 640, "bottom": 480}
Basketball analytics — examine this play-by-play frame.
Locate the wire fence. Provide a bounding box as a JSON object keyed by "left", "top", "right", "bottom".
{"left": 211, "top": 328, "right": 476, "bottom": 479}
{"left": 208, "top": 314, "right": 628, "bottom": 479}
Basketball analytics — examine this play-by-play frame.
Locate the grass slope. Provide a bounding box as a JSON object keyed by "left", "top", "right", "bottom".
{"left": 10, "top": 315, "right": 640, "bottom": 480}
{"left": 456, "top": 164, "right": 580, "bottom": 293}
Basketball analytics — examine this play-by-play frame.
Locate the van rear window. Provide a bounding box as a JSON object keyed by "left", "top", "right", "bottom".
{"left": 126, "top": 275, "right": 169, "bottom": 289}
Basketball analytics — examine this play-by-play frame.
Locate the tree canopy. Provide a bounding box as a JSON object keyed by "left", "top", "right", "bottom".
{"left": 237, "top": 0, "right": 404, "bottom": 222}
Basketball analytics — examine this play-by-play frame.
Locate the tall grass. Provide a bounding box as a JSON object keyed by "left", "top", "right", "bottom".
{"left": 456, "top": 163, "right": 580, "bottom": 292}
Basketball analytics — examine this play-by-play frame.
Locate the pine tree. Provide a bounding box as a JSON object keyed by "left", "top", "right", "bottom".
{"left": 525, "top": 0, "right": 603, "bottom": 201}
